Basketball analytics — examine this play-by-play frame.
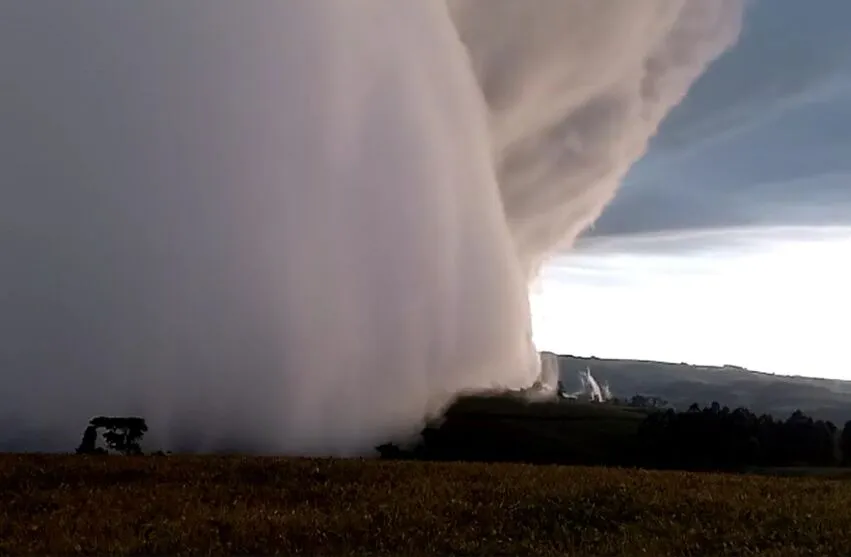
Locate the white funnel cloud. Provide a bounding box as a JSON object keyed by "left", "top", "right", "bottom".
{"left": 579, "top": 367, "right": 611, "bottom": 402}
{"left": 538, "top": 352, "right": 561, "bottom": 393}
{"left": 0, "top": 1, "right": 742, "bottom": 453}
{"left": 523, "top": 351, "right": 560, "bottom": 401}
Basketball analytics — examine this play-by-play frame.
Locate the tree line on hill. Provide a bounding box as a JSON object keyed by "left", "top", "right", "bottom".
{"left": 73, "top": 398, "right": 851, "bottom": 472}
{"left": 377, "top": 398, "right": 851, "bottom": 472}
{"left": 638, "top": 403, "right": 848, "bottom": 470}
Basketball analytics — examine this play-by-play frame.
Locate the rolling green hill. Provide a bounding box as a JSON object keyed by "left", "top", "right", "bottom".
{"left": 559, "top": 355, "right": 851, "bottom": 424}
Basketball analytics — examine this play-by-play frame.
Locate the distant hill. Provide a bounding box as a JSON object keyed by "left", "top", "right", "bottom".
{"left": 558, "top": 355, "right": 851, "bottom": 424}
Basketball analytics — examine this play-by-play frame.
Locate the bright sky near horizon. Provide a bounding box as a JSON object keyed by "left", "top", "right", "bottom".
{"left": 532, "top": 0, "right": 851, "bottom": 378}
{"left": 532, "top": 227, "right": 851, "bottom": 379}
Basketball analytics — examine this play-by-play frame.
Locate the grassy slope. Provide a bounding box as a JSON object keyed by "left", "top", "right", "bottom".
{"left": 3, "top": 454, "right": 851, "bottom": 556}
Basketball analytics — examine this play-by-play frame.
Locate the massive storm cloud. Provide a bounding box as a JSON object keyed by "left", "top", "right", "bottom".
{"left": 0, "top": 1, "right": 742, "bottom": 453}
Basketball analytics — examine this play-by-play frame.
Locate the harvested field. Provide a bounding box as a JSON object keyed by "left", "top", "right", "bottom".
{"left": 1, "top": 454, "right": 849, "bottom": 556}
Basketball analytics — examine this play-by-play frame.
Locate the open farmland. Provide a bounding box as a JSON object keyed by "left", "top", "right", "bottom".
{"left": 1, "top": 455, "right": 850, "bottom": 556}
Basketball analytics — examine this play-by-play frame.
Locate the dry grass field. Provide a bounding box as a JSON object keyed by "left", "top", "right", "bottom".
{"left": 2, "top": 454, "right": 850, "bottom": 556}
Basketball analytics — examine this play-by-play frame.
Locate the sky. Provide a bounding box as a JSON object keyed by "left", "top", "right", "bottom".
{"left": 532, "top": 0, "right": 851, "bottom": 379}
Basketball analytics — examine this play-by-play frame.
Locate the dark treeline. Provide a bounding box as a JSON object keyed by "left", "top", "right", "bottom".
{"left": 69, "top": 401, "right": 851, "bottom": 472}
{"left": 377, "top": 397, "right": 851, "bottom": 472}
{"left": 638, "top": 404, "right": 846, "bottom": 470}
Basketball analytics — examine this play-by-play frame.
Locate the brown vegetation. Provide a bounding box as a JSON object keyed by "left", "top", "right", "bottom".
{"left": 1, "top": 454, "right": 850, "bottom": 556}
